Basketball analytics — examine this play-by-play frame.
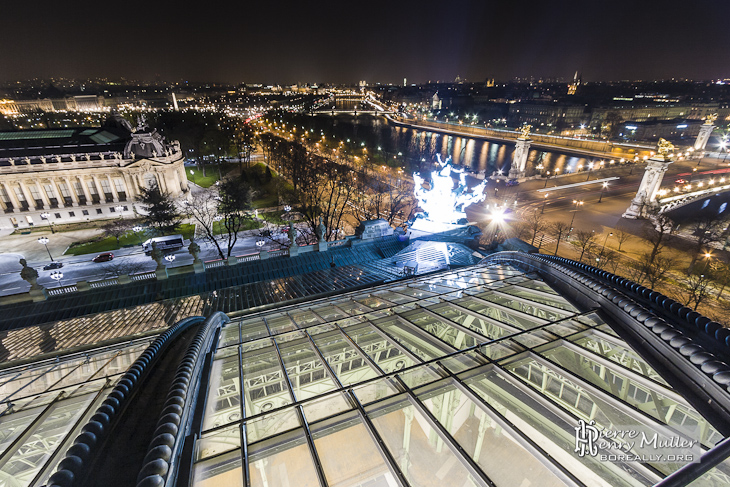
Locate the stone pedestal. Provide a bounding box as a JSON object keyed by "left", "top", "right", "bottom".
{"left": 260, "top": 251, "right": 270, "bottom": 260}
{"left": 227, "top": 256, "right": 238, "bottom": 266}
{"left": 118, "top": 274, "right": 131, "bottom": 285}
{"left": 316, "top": 240, "right": 328, "bottom": 252}
{"left": 694, "top": 123, "right": 714, "bottom": 152}
{"left": 193, "top": 261, "right": 205, "bottom": 274}
{"left": 155, "top": 268, "right": 169, "bottom": 280}
{"left": 289, "top": 245, "right": 299, "bottom": 257}
{"left": 623, "top": 155, "right": 673, "bottom": 219}
{"left": 76, "top": 280, "right": 90, "bottom": 292}
{"left": 30, "top": 288, "right": 47, "bottom": 302}
{"left": 508, "top": 138, "right": 531, "bottom": 179}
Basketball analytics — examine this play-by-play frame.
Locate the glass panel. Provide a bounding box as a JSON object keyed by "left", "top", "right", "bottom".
{"left": 310, "top": 305, "right": 349, "bottom": 321}
{"left": 248, "top": 429, "right": 320, "bottom": 487}
{"left": 265, "top": 313, "right": 298, "bottom": 335}
{"left": 310, "top": 330, "right": 380, "bottom": 386}
{"left": 203, "top": 353, "right": 241, "bottom": 431}
{"left": 475, "top": 293, "right": 572, "bottom": 321}
{"left": 403, "top": 309, "right": 482, "bottom": 349}
{"left": 352, "top": 379, "right": 399, "bottom": 406}
{"left": 375, "top": 316, "right": 453, "bottom": 361}
{"left": 312, "top": 411, "right": 399, "bottom": 487}
{"left": 240, "top": 319, "right": 270, "bottom": 343}
{"left": 288, "top": 310, "right": 323, "bottom": 327}
{"left": 301, "top": 392, "right": 351, "bottom": 423}
{"left": 197, "top": 425, "right": 241, "bottom": 461}
{"left": 344, "top": 323, "right": 417, "bottom": 373}
{"left": 246, "top": 407, "right": 300, "bottom": 444}
{"left": 419, "top": 380, "right": 568, "bottom": 487}
{"left": 241, "top": 345, "right": 292, "bottom": 418}
{"left": 462, "top": 367, "right": 657, "bottom": 487}
{"left": 429, "top": 302, "right": 516, "bottom": 340}
{"left": 192, "top": 449, "right": 244, "bottom": 487}
{"left": 220, "top": 323, "right": 241, "bottom": 348}
{"left": 277, "top": 338, "right": 338, "bottom": 401}
{"left": 367, "top": 394, "right": 481, "bottom": 487}
{"left": 498, "top": 287, "right": 578, "bottom": 312}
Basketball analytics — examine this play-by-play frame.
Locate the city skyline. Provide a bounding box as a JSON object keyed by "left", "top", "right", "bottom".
{"left": 2, "top": 0, "right": 729, "bottom": 85}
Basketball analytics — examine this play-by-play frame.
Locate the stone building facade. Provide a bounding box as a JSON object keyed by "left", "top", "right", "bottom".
{"left": 0, "top": 115, "right": 188, "bottom": 230}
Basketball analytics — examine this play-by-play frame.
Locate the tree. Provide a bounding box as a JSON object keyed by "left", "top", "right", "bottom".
{"left": 549, "top": 221, "right": 570, "bottom": 256}
{"left": 614, "top": 229, "right": 632, "bottom": 252}
{"left": 101, "top": 220, "right": 131, "bottom": 244}
{"left": 644, "top": 213, "right": 675, "bottom": 267}
{"left": 185, "top": 189, "right": 229, "bottom": 260}
{"left": 137, "top": 183, "right": 182, "bottom": 235}
{"left": 571, "top": 230, "right": 597, "bottom": 263}
{"left": 523, "top": 210, "right": 546, "bottom": 246}
{"left": 217, "top": 177, "right": 255, "bottom": 258}
{"left": 683, "top": 271, "right": 713, "bottom": 311}
{"left": 688, "top": 211, "right": 726, "bottom": 273}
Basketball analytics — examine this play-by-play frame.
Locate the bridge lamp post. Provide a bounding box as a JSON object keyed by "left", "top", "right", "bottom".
{"left": 689, "top": 167, "right": 697, "bottom": 184}
{"left": 38, "top": 237, "right": 54, "bottom": 261}
{"left": 164, "top": 254, "right": 176, "bottom": 267}
{"left": 132, "top": 226, "right": 144, "bottom": 245}
{"left": 598, "top": 182, "right": 609, "bottom": 203}
{"left": 543, "top": 171, "right": 551, "bottom": 188}
{"left": 600, "top": 232, "right": 613, "bottom": 255}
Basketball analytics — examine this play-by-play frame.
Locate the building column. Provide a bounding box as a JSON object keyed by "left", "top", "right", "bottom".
{"left": 77, "top": 176, "right": 93, "bottom": 205}
{"left": 36, "top": 180, "right": 53, "bottom": 209}
{"left": 91, "top": 175, "right": 104, "bottom": 203}
{"left": 170, "top": 168, "right": 182, "bottom": 196}
{"left": 623, "top": 154, "right": 674, "bottom": 219}
{"left": 63, "top": 177, "right": 80, "bottom": 206}
{"left": 17, "top": 181, "right": 36, "bottom": 210}
{"left": 179, "top": 166, "right": 189, "bottom": 192}
{"left": 509, "top": 136, "right": 531, "bottom": 179}
{"left": 694, "top": 122, "right": 715, "bottom": 152}
{"left": 155, "top": 171, "right": 168, "bottom": 193}
{"left": 122, "top": 173, "right": 137, "bottom": 199}
{"left": 51, "top": 178, "right": 67, "bottom": 207}
{"left": 3, "top": 182, "right": 22, "bottom": 212}
{"left": 106, "top": 174, "right": 120, "bottom": 202}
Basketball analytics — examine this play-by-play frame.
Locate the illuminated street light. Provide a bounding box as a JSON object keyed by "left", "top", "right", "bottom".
{"left": 598, "top": 182, "right": 609, "bottom": 203}
{"left": 541, "top": 193, "right": 549, "bottom": 214}
{"left": 132, "top": 225, "right": 144, "bottom": 245}
{"left": 38, "top": 237, "right": 54, "bottom": 261}
{"left": 50, "top": 270, "right": 64, "bottom": 288}
{"left": 40, "top": 212, "right": 55, "bottom": 234}
{"left": 164, "top": 254, "right": 176, "bottom": 267}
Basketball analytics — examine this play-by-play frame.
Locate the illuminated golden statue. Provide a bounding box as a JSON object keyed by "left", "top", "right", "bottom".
{"left": 657, "top": 138, "right": 675, "bottom": 158}
{"left": 705, "top": 113, "right": 718, "bottom": 125}
{"left": 518, "top": 124, "right": 532, "bottom": 139}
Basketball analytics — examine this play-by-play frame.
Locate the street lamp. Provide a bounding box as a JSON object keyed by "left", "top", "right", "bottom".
{"left": 568, "top": 200, "right": 584, "bottom": 234}
{"left": 284, "top": 205, "right": 292, "bottom": 213}
{"left": 40, "top": 212, "right": 55, "bottom": 234}
{"left": 541, "top": 193, "right": 549, "bottom": 214}
{"left": 38, "top": 237, "right": 54, "bottom": 261}
{"left": 598, "top": 182, "right": 609, "bottom": 203}
{"left": 132, "top": 225, "right": 144, "bottom": 245}
{"left": 190, "top": 169, "right": 196, "bottom": 185}
{"left": 256, "top": 240, "right": 265, "bottom": 251}
{"left": 601, "top": 232, "right": 614, "bottom": 254}
{"left": 164, "top": 254, "right": 176, "bottom": 267}
{"left": 115, "top": 205, "right": 125, "bottom": 219}
{"left": 50, "top": 270, "right": 63, "bottom": 288}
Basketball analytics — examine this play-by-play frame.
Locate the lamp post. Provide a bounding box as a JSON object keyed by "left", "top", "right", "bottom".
{"left": 601, "top": 232, "right": 613, "bottom": 254}
{"left": 190, "top": 169, "right": 196, "bottom": 185}
{"left": 115, "top": 204, "right": 125, "bottom": 219}
{"left": 598, "top": 182, "right": 608, "bottom": 203}
{"left": 541, "top": 193, "right": 549, "bottom": 214}
{"left": 50, "top": 270, "right": 63, "bottom": 288}
{"left": 568, "top": 200, "right": 583, "bottom": 235}
{"left": 38, "top": 237, "right": 53, "bottom": 261}
{"left": 132, "top": 225, "right": 144, "bottom": 245}
{"left": 543, "top": 171, "right": 551, "bottom": 188}
{"left": 40, "top": 212, "right": 54, "bottom": 234}
{"left": 164, "top": 254, "right": 176, "bottom": 267}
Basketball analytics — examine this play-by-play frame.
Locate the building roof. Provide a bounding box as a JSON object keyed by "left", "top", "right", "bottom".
{"left": 2, "top": 246, "right": 730, "bottom": 487}
{"left": 0, "top": 126, "right": 131, "bottom": 161}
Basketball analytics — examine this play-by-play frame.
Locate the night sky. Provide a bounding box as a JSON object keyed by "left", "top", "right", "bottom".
{"left": 3, "top": 0, "right": 729, "bottom": 84}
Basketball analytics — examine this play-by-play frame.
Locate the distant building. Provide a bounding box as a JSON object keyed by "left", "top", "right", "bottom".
{"left": 0, "top": 114, "right": 188, "bottom": 230}
{"left": 620, "top": 118, "right": 703, "bottom": 141}
{"left": 567, "top": 71, "right": 581, "bottom": 95}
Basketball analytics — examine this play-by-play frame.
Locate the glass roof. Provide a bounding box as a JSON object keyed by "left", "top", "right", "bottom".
{"left": 191, "top": 264, "right": 730, "bottom": 487}
{"left": 0, "top": 337, "right": 153, "bottom": 486}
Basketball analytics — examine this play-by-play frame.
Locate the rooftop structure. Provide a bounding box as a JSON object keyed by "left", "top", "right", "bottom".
{"left": 0, "top": 115, "right": 188, "bottom": 230}
{"left": 1, "top": 242, "right": 729, "bottom": 487}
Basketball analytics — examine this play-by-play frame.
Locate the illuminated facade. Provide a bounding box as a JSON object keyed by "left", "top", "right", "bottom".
{"left": 0, "top": 115, "right": 188, "bottom": 229}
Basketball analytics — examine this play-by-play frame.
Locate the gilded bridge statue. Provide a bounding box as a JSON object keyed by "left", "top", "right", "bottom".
{"left": 705, "top": 113, "right": 718, "bottom": 125}
{"left": 657, "top": 138, "right": 675, "bottom": 158}
{"left": 519, "top": 124, "right": 532, "bottom": 139}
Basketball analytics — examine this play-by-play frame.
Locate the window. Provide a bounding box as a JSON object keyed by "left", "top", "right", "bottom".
{"left": 0, "top": 186, "right": 12, "bottom": 211}
{"left": 96, "top": 208, "right": 103, "bottom": 214}
{"left": 109, "top": 207, "right": 116, "bottom": 213}
{"left": 54, "top": 213, "right": 61, "bottom": 219}
{"left": 82, "top": 210, "right": 89, "bottom": 216}
{"left": 58, "top": 182, "right": 73, "bottom": 206}
{"left": 69, "top": 212, "right": 75, "bottom": 217}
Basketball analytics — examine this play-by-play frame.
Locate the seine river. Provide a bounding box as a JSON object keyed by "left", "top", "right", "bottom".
{"left": 280, "top": 112, "right": 597, "bottom": 176}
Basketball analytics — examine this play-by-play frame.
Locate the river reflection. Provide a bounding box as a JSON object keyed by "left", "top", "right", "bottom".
{"left": 280, "top": 113, "right": 595, "bottom": 176}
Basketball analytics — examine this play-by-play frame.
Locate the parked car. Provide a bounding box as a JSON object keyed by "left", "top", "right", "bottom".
{"left": 92, "top": 252, "right": 114, "bottom": 263}
{"left": 675, "top": 178, "right": 687, "bottom": 184}
{"left": 43, "top": 262, "right": 64, "bottom": 270}
{"left": 506, "top": 179, "right": 520, "bottom": 187}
